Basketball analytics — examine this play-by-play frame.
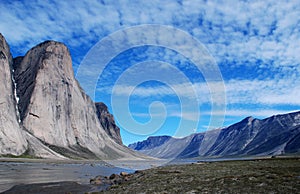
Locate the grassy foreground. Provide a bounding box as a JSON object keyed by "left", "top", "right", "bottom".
{"left": 99, "top": 158, "right": 300, "bottom": 194}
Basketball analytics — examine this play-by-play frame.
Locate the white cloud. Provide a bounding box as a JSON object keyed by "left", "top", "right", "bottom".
{"left": 206, "top": 109, "right": 300, "bottom": 119}
{"left": 106, "top": 76, "right": 300, "bottom": 106}
{"left": 169, "top": 111, "right": 200, "bottom": 121}
{"left": 1, "top": 0, "right": 299, "bottom": 70}
{"left": 225, "top": 79, "right": 300, "bottom": 105}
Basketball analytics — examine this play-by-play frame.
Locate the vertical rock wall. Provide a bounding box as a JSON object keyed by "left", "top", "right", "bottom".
{"left": 0, "top": 34, "right": 144, "bottom": 160}
{"left": 11, "top": 40, "right": 141, "bottom": 159}
{"left": 0, "top": 33, "right": 27, "bottom": 155}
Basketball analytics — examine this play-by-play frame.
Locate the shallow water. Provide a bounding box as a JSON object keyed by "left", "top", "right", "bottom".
{"left": 0, "top": 161, "right": 131, "bottom": 192}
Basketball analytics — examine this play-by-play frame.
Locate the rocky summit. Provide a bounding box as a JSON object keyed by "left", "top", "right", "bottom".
{"left": 0, "top": 33, "right": 141, "bottom": 160}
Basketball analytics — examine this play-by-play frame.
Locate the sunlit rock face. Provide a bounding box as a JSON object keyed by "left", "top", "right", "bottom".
{"left": 14, "top": 40, "right": 81, "bottom": 147}
{"left": 0, "top": 33, "right": 27, "bottom": 156}
{"left": 12, "top": 40, "right": 141, "bottom": 159}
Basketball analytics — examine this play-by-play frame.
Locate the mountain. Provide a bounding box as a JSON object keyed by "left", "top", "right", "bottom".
{"left": 0, "top": 34, "right": 66, "bottom": 159}
{"left": 129, "top": 136, "right": 173, "bottom": 151}
{"left": 128, "top": 111, "right": 300, "bottom": 158}
{"left": 0, "top": 33, "right": 143, "bottom": 160}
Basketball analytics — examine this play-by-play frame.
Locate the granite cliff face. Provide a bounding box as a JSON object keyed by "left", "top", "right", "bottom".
{"left": 129, "top": 111, "right": 300, "bottom": 158}
{"left": 14, "top": 41, "right": 139, "bottom": 159}
{"left": 0, "top": 33, "right": 142, "bottom": 159}
{"left": 95, "top": 102, "right": 122, "bottom": 145}
{"left": 0, "top": 34, "right": 27, "bottom": 156}
{"left": 14, "top": 41, "right": 83, "bottom": 147}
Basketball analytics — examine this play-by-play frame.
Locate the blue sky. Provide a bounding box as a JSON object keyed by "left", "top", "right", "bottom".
{"left": 1, "top": 0, "right": 300, "bottom": 145}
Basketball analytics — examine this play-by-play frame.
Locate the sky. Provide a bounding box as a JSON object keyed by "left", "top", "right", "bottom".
{"left": 1, "top": 0, "right": 300, "bottom": 145}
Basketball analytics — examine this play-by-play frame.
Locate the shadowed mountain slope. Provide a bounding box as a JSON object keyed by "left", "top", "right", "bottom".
{"left": 129, "top": 111, "right": 300, "bottom": 158}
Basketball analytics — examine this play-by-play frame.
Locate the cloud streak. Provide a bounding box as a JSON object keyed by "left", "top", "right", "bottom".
{"left": 209, "top": 109, "right": 300, "bottom": 118}
{"left": 105, "top": 77, "right": 300, "bottom": 106}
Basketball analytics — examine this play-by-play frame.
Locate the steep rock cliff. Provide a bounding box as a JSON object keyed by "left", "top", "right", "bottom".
{"left": 95, "top": 102, "right": 122, "bottom": 145}
{"left": 12, "top": 40, "right": 141, "bottom": 159}
{"left": 0, "top": 33, "right": 27, "bottom": 156}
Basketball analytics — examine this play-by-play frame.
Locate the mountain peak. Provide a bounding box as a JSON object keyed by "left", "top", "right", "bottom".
{"left": 0, "top": 33, "right": 143, "bottom": 159}
{"left": 13, "top": 38, "right": 74, "bottom": 121}
{"left": 243, "top": 116, "right": 254, "bottom": 121}
{"left": 36, "top": 40, "right": 67, "bottom": 48}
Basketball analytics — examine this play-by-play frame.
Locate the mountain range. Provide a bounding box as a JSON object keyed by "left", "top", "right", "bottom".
{"left": 129, "top": 111, "right": 300, "bottom": 158}
{"left": 0, "top": 33, "right": 142, "bottom": 160}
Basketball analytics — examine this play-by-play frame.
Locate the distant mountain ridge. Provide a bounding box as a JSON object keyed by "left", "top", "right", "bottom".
{"left": 129, "top": 136, "right": 173, "bottom": 151}
{"left": 128, "top": 111, "right": 300, "bottom": 158}
{"left": 0, "top": 33, "right": 142, "bottom": 160}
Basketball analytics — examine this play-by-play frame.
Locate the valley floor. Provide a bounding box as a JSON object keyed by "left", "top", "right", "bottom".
{"left": 1, "top": 157, "right": 299, "bottom": 193}
{"left": 104, "top": 158, "right": 300, "bottom": 194}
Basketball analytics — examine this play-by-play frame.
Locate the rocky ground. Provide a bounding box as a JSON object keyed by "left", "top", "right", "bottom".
{"left": 2, "top": 158, "right": 300, "bottom": 194}
{"left": 99, "top": 158, "right": 300, "bottom": 194}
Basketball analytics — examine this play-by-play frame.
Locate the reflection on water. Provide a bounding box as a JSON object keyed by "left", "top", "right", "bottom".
{"left": 0, "top": 162, "right": 130, "bottom": 192}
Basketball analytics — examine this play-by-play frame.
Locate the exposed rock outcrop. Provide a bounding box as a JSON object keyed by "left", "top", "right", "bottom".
{"left": 95, "top": 102, "right": 122, "bottom": 145}
{"left": 90, "top": 171, "right": 132, "bottom": 187}
{"left": 0, "top": 33, "right": 27, "bottom": 155}
{"left": 11, "top": 40, "right": 141, "bottom": 159}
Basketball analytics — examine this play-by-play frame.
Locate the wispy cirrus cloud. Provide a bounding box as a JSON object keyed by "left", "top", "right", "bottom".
{"left": 205, "top": 109, "right": 300, "bottom": 119}
{"left": 104, "top": 77, "right": 300, "bottom": 106}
